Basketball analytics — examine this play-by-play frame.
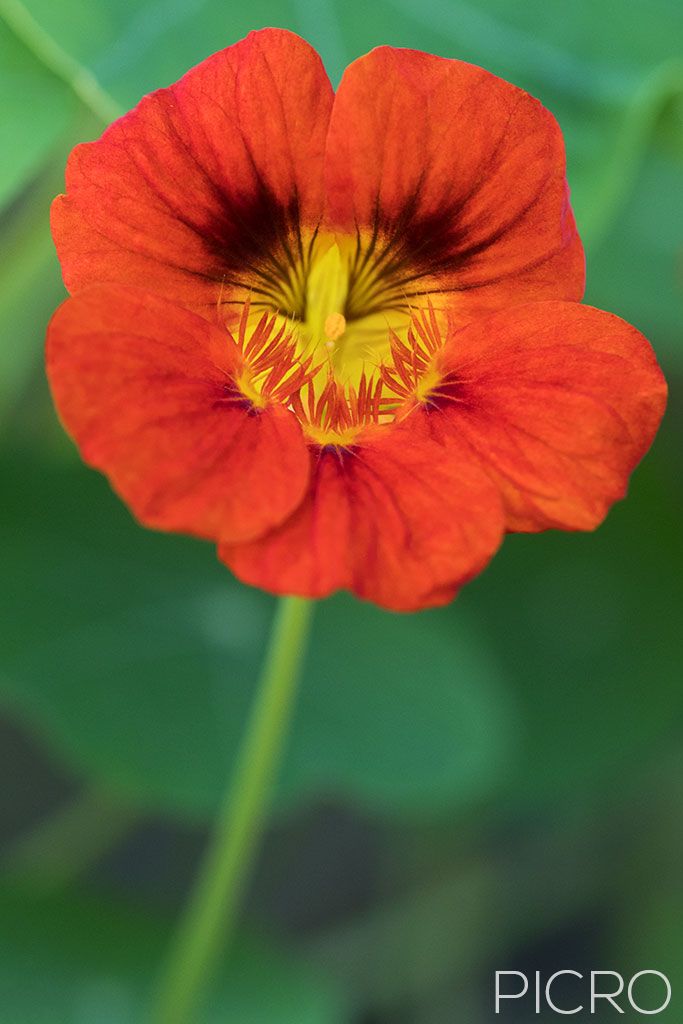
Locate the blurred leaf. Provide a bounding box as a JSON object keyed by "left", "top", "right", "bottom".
{"left": 0, "top": 19, "right": 74, "bottom": 210}
{"left": 611, "top": 884, "right": 683, "bottom": 1017}
{"left": 377, "top": 0, "right": 683, "bottom": 87}
{"left": 599, "top": 769, "right": 683, "bottom": 1010}
{"left": 2, "top": 789, "right": 138, "bottom": 888}
{"left": 286, "top": 591, "right": 516, "bottom": 813}
{"left": 0, "top": 886, "right": 343, "bottom": 1023}
{"left": 0, "top": 452, "right": 516, "bottom": 819}
{"left": 585, "top": 150, "right": 683, "bottom": 370}
{"left": 461, "top": 435, "right": 683, "bottom": 808}
{"left": 306, "top": 816, "right": 615, "bottom": 1015}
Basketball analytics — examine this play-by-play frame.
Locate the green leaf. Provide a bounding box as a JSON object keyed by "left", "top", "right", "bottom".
{"left": 0, "top": 452, "right": 516, "bottom": 819}
{"left": 0, "top": 886, "right": 343, "bottom": 1023}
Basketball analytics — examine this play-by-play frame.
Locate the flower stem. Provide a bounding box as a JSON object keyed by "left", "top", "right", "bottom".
{"left": 148, "top": 595, "right": 314, "bottom": 1024}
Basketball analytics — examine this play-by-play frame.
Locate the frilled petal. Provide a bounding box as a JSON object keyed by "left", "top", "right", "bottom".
{"left": 427, "top": 302, "right": 667, "bottom": 531}
{"left": 221, "top": 424, "right": 504, "bottom": 611}
{"left": 324, "top": 47, "right": 584, "bottom": 324}
{"left": 51, "top": 29, "right": 334, "bottom": 321}
{"left": 46, "top": 286, "right": 310, "bottom": 543}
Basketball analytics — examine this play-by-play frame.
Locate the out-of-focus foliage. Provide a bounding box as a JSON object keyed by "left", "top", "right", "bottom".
{"left": 0, "top": 0, "right": 681, "bottom": 1021}
{"left": 0, "top": 21, "right": 72, "bottom": 207}
{"left": 0, "top": 885, "right": 344, "bottom": 1022}
{"left": 1, "top": 453, "right": 516, "bottom": 818}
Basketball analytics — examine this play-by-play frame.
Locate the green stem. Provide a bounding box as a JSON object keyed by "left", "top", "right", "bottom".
{"left": 149, "top": 595, "right": 314, "bottom": 1024}
{"left": 0, "top": 0, "right": 122, "bottom": 123}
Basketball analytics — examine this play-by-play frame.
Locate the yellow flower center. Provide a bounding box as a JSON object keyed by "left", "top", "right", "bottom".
{"left": 233, "top": 233, "right": 447, "bottom": 445}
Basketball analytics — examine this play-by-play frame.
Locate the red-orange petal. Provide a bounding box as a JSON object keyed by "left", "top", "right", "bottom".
{"left": 324, "top": 47, "right": 584, "bottom": 323}
{"left": 51, "top": 29, "right": 333, "bottom": 321}
{"left": 221, "top": 424, "right": 504, "bottom": 612}
{"left": 46, "top": 286, "right": 310, "bottom": 543}
{"left": 430, "top": 301, "right": 667, "bottom": 531}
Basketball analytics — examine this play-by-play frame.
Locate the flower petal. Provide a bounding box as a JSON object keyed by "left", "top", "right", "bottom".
{"left": 324, "top": 47, "right": 584, "bottom": 322}
{"left": 46, "top": 286, "right": 310, "bottom": 543}
{"left": 221, "top": 424, "right": 504, "bottom": 611}
{"left": 431, "top": 301, "right": 667, "bottom": 531}
{"left": 52, "top": 29, "right": 333, "bottom": 322}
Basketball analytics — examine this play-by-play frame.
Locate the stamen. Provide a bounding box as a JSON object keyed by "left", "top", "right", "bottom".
{"left": 231, "top": 297, "right": 319, "bottom": 408}
{"left": 380, "top": 301, "right": 445, "bottom": 405}
{"left": 293, "top": 370, "right": 384, "bottom": 447}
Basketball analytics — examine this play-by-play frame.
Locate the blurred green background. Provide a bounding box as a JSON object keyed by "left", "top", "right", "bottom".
{"left": 1, "top": 0, "right": 682, "bottom": 1020}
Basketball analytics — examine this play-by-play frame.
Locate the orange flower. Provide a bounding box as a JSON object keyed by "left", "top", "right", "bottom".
{"left": 47, "top": 29, "right": 667, "bottom": 611}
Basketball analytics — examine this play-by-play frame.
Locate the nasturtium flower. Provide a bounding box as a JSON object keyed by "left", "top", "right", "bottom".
{"left": 47, "top": 29, "right": 667, "bottom": 611}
